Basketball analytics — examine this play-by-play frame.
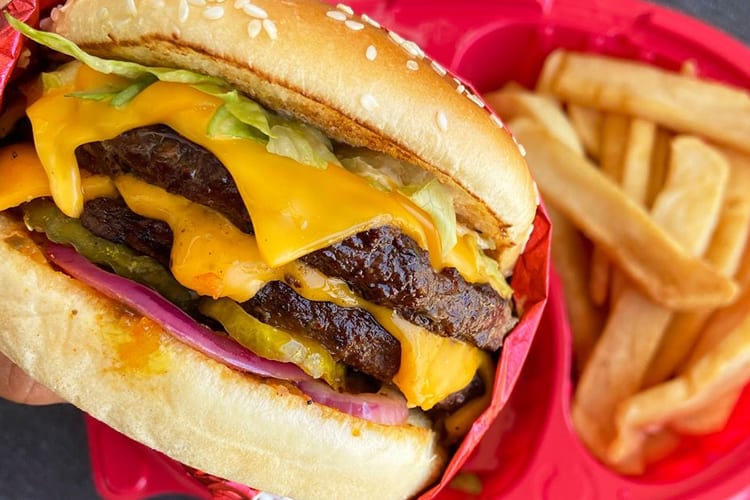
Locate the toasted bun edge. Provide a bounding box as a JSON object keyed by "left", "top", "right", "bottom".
{"left": 0, "top": 214, "right": 445, "bottom": 500}
{"left": 51, "top": 0, "right": 538, "bottom": 272}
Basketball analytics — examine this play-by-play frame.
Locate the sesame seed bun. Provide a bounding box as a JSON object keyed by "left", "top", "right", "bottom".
{"left": 0, "top": 213, "right": 445, "bottom": 500}
{"left": 51, "top": 0, "right": 537, "bottom": 272}
{"left": 0, "top": 1, "right": 538, "bottom": 497}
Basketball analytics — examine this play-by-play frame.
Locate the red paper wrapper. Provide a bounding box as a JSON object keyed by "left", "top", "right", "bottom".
{"left": 2, "top": 1, "right": 550, "bottom": 498}
{"left": 0, "top": 0, "right": 36, "bottom": 103}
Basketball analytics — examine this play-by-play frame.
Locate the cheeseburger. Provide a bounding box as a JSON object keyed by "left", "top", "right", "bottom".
{"left": 0, "top": 1, "right": 538, "bottom": 498}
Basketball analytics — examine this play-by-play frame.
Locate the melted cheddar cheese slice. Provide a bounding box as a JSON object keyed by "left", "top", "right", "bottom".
{"left": 3, "top": 64, "right": 498, "bottom": 409}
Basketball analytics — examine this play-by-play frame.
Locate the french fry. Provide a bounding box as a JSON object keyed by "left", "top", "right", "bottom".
{"left": 609, "top": 307, "right": 750, "bottom": 473}
{"left": 483, "top": 86, "right": 584, "bottom": 155}
{"left": 684, "top": 246, "right": 750, "bottom": 369}
{"left": 645, "top": 150, "right": 750, "bottom": 386}
{"left": 597, "top": 117, "right": 658, "bottom": 304}
{"left": 539, "top": 50, "right": 750, "bottom": 154}
{"left": 620, "top": 119, "right": 656, "bottom": 207}
{"left": 548, "top": 206, "right": 604, "bottom": 374}
{"left": 567, "top": 105, "right": 603, "bottom": 160}
{"left": 509, "top": 118, "right": 737, "bottom": 310}
{"left": 646, "top": 127, "right": 672, "bottom": 209}
{"left": 572, "top": 136, "right": 729, "bottom": 465}
{"left": 670, "top": 387, "right": 742, "bottom": 435}
{"left": 589, "top": 114, "right": 630, "bottom": 305}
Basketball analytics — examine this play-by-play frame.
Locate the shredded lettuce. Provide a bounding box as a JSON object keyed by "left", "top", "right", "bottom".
{"left": 40, "top": 61, "right": 80, "bottom": 92}
{"left": 9, "top": 14, "right": 345, "bottom": 168}
{"left": 477, "top": 248, "right": 514, "bottom": 299}
{"left": 401, "top": 179, "right": 458, "bottom": 254}
{"left": 267, "top": 119, "right": 340, "bottom": 169}
{"left": 193, "top": 86, "right": 271, "bottom": 137}
{"left": 68, "top": 73, "right": 158, "bottom": 108}
{"left": 7, "top": 14, "right": 226, "bottom": 85}
{"left": 339, "top": 150, "right": 458, "bottom": 253}
{"left": 340, "top": 156, "right": 397, "bottom": 191}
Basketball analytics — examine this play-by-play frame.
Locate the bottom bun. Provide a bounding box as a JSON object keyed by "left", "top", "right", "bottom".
{"left": 0, "top": 213, "right": 445, "bottom": 500}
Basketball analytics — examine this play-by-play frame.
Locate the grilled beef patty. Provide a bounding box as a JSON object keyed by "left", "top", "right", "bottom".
{"left": 76, "top": 125, "right": 517, "bottom": 382}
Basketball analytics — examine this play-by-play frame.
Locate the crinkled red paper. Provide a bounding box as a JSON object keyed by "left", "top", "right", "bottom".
{"left": 0, "top": 0, "right": 37, "bottom": 105}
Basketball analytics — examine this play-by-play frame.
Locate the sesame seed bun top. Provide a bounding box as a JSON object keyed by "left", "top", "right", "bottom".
{"left": 51, "top": 0, "right": 538, "bottom": 271}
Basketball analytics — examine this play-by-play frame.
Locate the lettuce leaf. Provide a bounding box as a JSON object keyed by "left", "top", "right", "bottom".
{"left": 9, "top": 15, "right": 347, "bottom": 167}
{"left": 7, "top": 14, "right": 226, "bottom": 85}
{"left": 266, "top": 119, "right": 340, "bottom": 169}
{"left": 401, "top": 179, "right": 458, "bottom": 254}
{"left": 68, "top": 73, "right": 158, "bottom": 108}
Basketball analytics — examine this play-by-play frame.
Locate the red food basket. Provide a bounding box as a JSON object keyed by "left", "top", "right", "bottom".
{"left": 78, "top": 0, "right": 750, "bottom": 499}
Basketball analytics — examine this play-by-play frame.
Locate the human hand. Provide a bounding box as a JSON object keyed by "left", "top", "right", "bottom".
{"left": 0, "top": 352, "right": 64, "bottom": 404}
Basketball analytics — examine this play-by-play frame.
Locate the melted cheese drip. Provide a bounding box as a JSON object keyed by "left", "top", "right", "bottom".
{"left": 10, "top": 64, "right": 498, "bottom": 409}
{"left": 27, "top": 66, "right": 447, "bottom": 269}
{"left": 0, "top": 144, "right": 116, "bottom": 210}
{"left": 117, "top": 175, "right": 481, "bottom": 409}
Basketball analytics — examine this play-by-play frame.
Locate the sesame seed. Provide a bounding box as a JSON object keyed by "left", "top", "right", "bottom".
{"left": 490, "top": 114, "right": 503, "bottom": 128}
{"left": 234, "top": 0, "right": 248, "bottom": 7}
{"left": 125, "top": 0, "right": 137, "bottom": 16}
{"left": 326, "top": 10, "right": 347, "bottom": 21}
{"left": 243, "top": 3, "right": 267, "bottom": 19}
{"left": 466, "top": 92, "right": 485, "bottom": 108}
{"left": 388, "top": 30, "right": 404, "bottom": 45}
{"left": 401, "top": 40, "right": 423, "bottom": 58}
{"left": 436, "top": 111, "right": 448, "bottom": 131}
{"left": 360, "top": 13, "right": 380, "bottom": 28}
{"left": 430, "top": 60, "right": 446, "bottom": 76}
{"left": 188, "top": 0, "right": 205, "bottom": 5}
{"left": 202, "top": 5, "right": 224, "bottom": 18}
{"left": 406, "top": 60, "right": 419, "bottom": 71}
{"left": 263, "top": 19, "right": 278, "bottom": 40}
{"left": 456, "top": 83, "right": 465, "bottom": 94}
{"left": 360, "top": 93, "right": 378, "bottom": 111}
{"left": 365, "top": 45, "right": 377, "bottom": 61}
{"left": 178, "top": 0, "right": 189, "bottom": 21}
{"left": 512, "top": 134, "right": 527, "bottom": 158}
{"left": 97, "top": 6, "right": 109, "bottom": 19}
{"left": 345, "top": 19, "right": 364, "bottom": 31}
{"left": 247, "top": 18, "right": 262, "bottom": 38}
{"left": 336, "top": 3, "right": 353, "bottom": 15}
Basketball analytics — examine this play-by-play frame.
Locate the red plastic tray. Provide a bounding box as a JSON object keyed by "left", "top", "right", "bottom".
{"left": 87, "top": 0, "right": 750, "bottom": 499}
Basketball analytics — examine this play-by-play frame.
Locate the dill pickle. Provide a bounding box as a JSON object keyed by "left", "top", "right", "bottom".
{"left": 200, "top": 297, "right": 346, "bottom": 389}
{"left": 23, "top": 199, "right": 197, "bottom": 311}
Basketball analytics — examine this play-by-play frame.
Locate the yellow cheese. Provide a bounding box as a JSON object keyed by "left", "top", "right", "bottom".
{"left": 284, "top": 264, "right": 483, "bottom": 410}
{"left": 11, "top": 64, "right": 496, "bottom": 409}
{"left": 116, "top": 175, "right": 281, "bottom": 302}
{"left": 0, "top": 143, "right": 116, "bottom": 210}
{"left": 116, "top": 175, "right": 481, "bottom": 409}
{"left": 27, "top": 66, "right": 445, "bottom": 268}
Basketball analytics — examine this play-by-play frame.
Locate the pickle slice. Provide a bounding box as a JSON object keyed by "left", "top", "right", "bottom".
{"left": 200, "top": 297, "right": 345, "bottom": 389}
{"left": 23, "top": 199, "right": 196, "bottom": 311}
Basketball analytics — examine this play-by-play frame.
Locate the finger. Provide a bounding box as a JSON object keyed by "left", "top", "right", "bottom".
{"left": 0, "top": 352, "right": 64, "bottom": 405}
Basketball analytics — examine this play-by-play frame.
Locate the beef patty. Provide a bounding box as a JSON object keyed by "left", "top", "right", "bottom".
{"left": 76, "top": 125, "right": 517, "bottom": 380}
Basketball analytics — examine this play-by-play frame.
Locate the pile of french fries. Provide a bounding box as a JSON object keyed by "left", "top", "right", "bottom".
{"left": 485, "top": 49, "right": 750, "bottom": 474}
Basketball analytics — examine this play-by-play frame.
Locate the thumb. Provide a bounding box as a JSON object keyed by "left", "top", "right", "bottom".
{"left": 0, "top": 352, "right": 65, "bottom": 405}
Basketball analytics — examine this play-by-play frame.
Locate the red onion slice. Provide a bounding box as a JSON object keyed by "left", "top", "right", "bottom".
{"left": 46, "top": 243, "right": 308, "bottom": 381}
{"left": 296, "top": 380, "right": 409, "bottom": 425}
{"left": 45, "top": 243, "right": 409, "bottom": 426}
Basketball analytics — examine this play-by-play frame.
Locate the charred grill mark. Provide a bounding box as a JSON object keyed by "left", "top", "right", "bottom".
{"left": 243, "top": 281, "right": 401, "bottom": 381}
{"left": 76, "top": 125, "right": 253, "bottom": 234}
